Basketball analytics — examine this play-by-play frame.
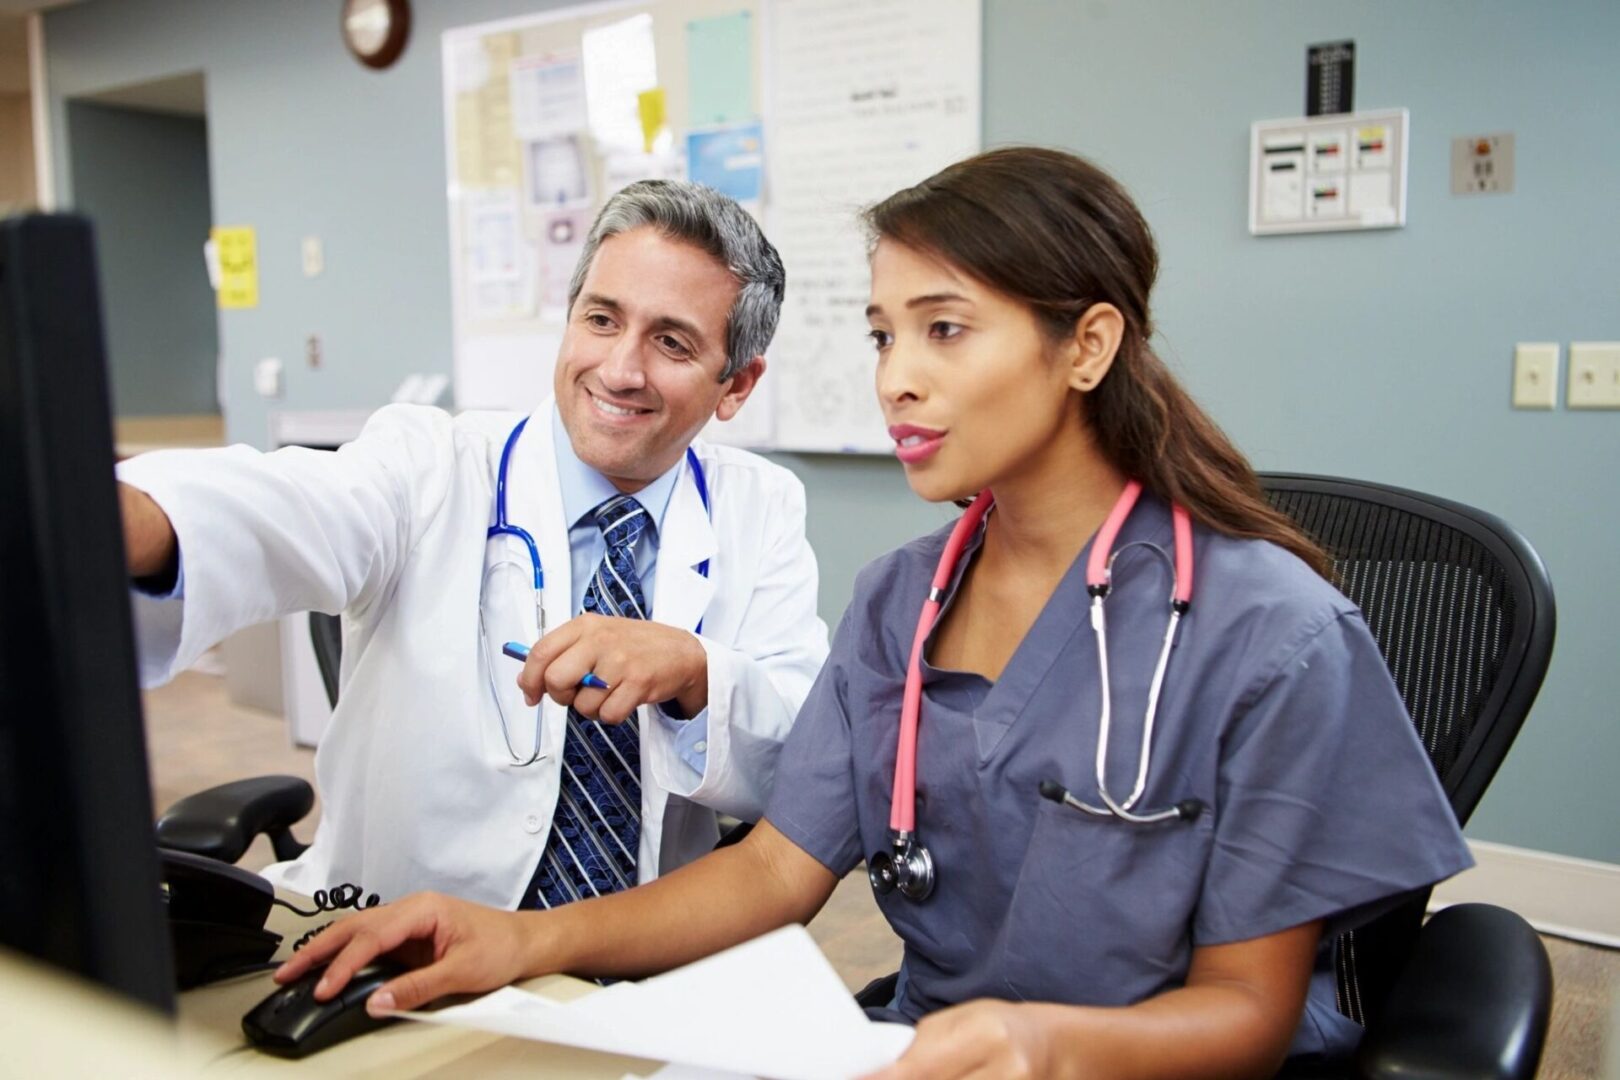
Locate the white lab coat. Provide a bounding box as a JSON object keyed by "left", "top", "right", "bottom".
{"left": 120, "top": 401, "right": 829, "bottom": 908}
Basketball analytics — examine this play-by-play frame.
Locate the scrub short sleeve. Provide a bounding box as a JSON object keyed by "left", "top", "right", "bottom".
{"left": 1194, "top": 611, "right": 1473, "bottom": 946}
{"left": 764, "top": 606, "right": 865, "bottom": 877}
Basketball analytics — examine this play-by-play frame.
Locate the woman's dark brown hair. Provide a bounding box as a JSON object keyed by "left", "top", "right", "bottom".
{"left": 864, "top": 146, "right": 1331, "bottom": 577}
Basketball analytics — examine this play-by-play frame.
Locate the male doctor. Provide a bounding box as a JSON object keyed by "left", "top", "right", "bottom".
{"left": 118, "top": 180, "right": 829, "bottom": 911}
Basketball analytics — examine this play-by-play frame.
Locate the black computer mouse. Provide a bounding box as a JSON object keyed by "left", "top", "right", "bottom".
{"left": 241, "top": 958, "right": 408, "bottom": 1058}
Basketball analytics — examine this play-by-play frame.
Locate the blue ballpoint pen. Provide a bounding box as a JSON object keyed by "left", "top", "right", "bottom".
{"left": 502, "top": 641, "right": 611, "bottom": 690}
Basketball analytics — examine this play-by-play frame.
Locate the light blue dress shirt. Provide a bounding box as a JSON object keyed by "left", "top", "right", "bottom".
{"left": 551, "top": 407, "right": 710, "bottom": 778}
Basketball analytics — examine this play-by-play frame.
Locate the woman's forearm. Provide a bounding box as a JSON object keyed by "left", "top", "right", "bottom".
{"left": 876, "top": 923, "right": 1320, "bottom": 1080}
{"left": 1034, "top": 982, "right": 1300, "bottom": 1080}
{"left": 519, "top": 819, "right": 839, "bottom": 981}
{"left": 1041, "top": 922, "right": 1321, "bottom": 1080}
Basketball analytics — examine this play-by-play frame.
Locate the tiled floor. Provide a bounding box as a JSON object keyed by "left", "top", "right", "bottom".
{"left": 145, "top": 669, "right": 1613, "bottom": 1077}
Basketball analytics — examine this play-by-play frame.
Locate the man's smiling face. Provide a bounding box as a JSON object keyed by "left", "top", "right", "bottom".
{"left": 553, "top": 226, "right": 741, "bottom": 493}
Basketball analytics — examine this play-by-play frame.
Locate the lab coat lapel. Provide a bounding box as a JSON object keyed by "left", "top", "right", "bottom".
{"left": 650, "top": 449, "right": 718, "bottom": 634}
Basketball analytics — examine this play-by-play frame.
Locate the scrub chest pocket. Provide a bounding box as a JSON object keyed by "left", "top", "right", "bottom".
{"left": 997, "top": 797, "right": 1212, "bottom": 1006}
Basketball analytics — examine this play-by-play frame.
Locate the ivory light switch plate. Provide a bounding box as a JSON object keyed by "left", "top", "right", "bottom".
{"left": 1568, "top": 342, "right": 1620, "bottom": 409}
{"left": 1512, "top": 343, "right": 1558, "bottom": 410}
{"left": 253, "top": 357, "right": 283, "bottom": 399}
{"left": 301, "top": 236, "right": 323, "bottom": 277}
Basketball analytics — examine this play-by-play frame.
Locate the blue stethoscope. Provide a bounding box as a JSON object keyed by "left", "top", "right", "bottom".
{"left": 480, "top": 417, "right": 711, "bottom": 765}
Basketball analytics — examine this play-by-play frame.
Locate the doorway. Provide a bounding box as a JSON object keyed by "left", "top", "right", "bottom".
{"left": 65, "top": 71, "right": 219, "bottom": 420}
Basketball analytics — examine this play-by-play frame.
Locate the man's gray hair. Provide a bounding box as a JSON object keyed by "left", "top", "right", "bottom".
{"left": 567, "top": 180, "right": 786, "bottom": 381}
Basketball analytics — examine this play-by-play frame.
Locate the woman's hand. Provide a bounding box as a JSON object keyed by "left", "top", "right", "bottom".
{"left": 272, "top": 891, "right": 542, "bottom": 1016}
{"left": 864, "top": 999, "right": 1058, "bottom": 1080}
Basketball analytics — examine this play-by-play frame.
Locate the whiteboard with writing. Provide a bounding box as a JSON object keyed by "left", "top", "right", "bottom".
{"left": 756, "top": 0, "right": 981, "bottom": 453}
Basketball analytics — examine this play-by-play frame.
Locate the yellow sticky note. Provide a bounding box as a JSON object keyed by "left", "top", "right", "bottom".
{"left": 637, "top": 87, "right": 666, "bottom": 153}
{"left": 212, "top": 226, "right": 259, "bottom": 309}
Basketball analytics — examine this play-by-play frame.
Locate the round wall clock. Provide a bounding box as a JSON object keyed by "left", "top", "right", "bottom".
{"left": 342, "top": 0, "right": 411, "bottom": 71}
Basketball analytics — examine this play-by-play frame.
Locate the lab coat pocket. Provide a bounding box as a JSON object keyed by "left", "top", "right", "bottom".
{"left": 997, "top": 797, "right": 1211, "bottom": 1007}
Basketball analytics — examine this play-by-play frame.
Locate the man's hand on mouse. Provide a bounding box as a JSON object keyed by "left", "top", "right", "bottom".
{"left": 273, "top": 892, "right": 540, "bottom": 1015}
{"left": 516, "top": 614, "right": 709, "bottom": 721}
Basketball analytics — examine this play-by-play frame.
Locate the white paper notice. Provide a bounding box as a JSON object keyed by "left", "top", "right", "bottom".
{"left": 463, "top": 188, "right": 535, "bottom": 321}
{"left": 466, "top": 189, "right": 522, "bottom": 283}
{"left": 510, "top": 52, "right": 588, "bottom": 141}
{"left": 764, "top": 0, "right": 982, "bottom": 453}
{"left": 404, "top": 926, "right": 914, "bottom": 1080}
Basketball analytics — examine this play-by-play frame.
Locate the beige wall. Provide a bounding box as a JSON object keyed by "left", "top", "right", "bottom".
{"left": 0, "top": 93, "right": 36, "bottom": 212}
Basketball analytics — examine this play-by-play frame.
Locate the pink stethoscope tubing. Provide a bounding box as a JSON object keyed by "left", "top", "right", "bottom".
{"left": 870, "top": 480, "right": 1198, "bottom": 904}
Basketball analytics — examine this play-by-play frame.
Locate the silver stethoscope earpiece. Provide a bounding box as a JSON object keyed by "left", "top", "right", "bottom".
{"left": 871, "top": 481, "right": 1202, "bottom": 905}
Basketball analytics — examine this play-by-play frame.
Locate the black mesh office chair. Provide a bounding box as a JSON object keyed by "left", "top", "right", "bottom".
{"left": 858, "top": 474, "right": 1557, "bottom": 1080}
{"left": 1260, "top": 475, "right": 1555, "bottom": 1079}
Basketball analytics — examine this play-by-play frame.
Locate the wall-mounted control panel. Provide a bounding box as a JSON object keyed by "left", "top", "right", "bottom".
{"left": 1250, "top": 108, "right": 1408, "bottom": 235}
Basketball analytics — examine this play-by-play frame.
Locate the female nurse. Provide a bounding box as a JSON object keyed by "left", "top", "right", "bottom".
{"left": 279, "top": 147, "right": 1472, "bottom": 1077}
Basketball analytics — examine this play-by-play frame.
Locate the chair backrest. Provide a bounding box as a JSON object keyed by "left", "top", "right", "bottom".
{"left": 1258, "top": 473, "right": 1557, "bottom": 1027}
{"left": 308, "top": 612, "right": 343, "bottom": 709}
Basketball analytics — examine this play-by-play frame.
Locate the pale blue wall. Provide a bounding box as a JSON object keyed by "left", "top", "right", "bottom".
{"left": 66, "top": 100, "right": 217, "bottom": 416}
{"left": 44, "top": 0, "right": 1619, "bottom": 861}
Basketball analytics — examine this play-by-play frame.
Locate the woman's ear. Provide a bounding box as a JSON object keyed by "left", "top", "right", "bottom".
{"left": 1066, "top": 303, "right": 1125, "bottom": 392}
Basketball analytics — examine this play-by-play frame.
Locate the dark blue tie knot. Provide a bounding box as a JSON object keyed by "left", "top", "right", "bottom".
{"left": 592, "top": 494, "right": 650, "bottom": 550}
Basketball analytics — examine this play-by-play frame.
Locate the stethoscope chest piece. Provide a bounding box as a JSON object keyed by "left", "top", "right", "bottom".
{"left": 869, "top": 831, "right": 935, "bottom": 902}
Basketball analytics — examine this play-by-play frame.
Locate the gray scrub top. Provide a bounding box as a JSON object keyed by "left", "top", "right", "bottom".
{"left": 766, "top": 492, "right": 1473, "bottom": 1059}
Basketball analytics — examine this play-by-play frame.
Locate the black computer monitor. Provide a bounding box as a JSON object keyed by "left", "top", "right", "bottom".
{"left": 0, "top": 213, "right": 176, "bottom": 1013}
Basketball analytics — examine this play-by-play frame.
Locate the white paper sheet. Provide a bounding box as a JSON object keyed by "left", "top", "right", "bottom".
{"left": 466, "top": 189, "right": 523, "bottom": 284}
{"left": 763, "top": 0, "right": 982, "bottom": 453}
{"left": 626, "top": 1065, "right": 754, "bottom": 1080}
{"left": 510, "top": 52, "right": 589, "bottom": 141}
{"left": 525, "top": 133, "right": 593, "bottom": 209}
{"left": 404, "top": 925, "right": 913, "bottom": 1080}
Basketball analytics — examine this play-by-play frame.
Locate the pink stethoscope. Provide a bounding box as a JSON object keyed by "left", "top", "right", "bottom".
{"left": 869, "top": 480, "right": 1206, "bottom": 903}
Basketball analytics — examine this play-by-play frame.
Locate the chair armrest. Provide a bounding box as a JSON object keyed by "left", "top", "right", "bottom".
{"left": 155, "top": 775, "right": 314, "bottom": 865}
{"left": 1356, "top": 903, "right": 1551, "bottom": 1080}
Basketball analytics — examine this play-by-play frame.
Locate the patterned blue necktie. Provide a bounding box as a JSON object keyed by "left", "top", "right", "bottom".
{"left": 529, "top": 494, "right": 650, "bottom": 908}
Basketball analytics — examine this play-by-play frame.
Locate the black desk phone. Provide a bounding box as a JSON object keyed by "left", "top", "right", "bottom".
{"left": 159, "top": 847, "right": 283, "bottom": 988}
